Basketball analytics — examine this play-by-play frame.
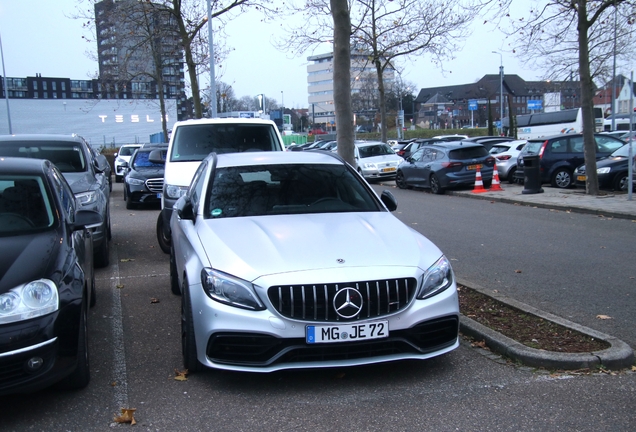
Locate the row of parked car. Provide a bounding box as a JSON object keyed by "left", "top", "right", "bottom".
{"left": 389, "top": 132, "right": 635, "bottom": 194}
{"left": 0, "top": 134, "right": 113, "bottom": 396}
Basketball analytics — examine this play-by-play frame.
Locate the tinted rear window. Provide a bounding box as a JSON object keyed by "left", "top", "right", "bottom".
{"left": 448, "top": 147, "right": 488, "bottom": 160}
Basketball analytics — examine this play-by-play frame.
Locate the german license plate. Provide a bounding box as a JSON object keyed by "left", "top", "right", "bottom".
{"left": 381, "top": 167, "right": 397, "bottom": 173}
{"left": 577, "top": 175, "right": 586, "bottom": 182}
{"left": 467, "top": 164, "right": 483, "bottom": 170}
{"left": 306, "top": 321, "right": 389, "bottom": 344}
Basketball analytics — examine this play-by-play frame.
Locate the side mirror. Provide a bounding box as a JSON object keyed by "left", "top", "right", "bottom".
{"left": 72, "top": 209, "right": 103, "bottom": 231}
{"left": 148, "top": 149, "right": 167, "bottom": 164}
{"left": 174, "top": 195, "right": 194, "bottom": 221}
{"left": 380, "top": 190, "right": 397, "bottom": 211}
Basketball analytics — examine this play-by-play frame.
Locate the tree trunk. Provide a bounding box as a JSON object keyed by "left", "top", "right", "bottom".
{"left": 375, "top": 59, "right": 387, "bottom": 143}
{"left": 172, "top": 0, "right": 203, "bottom": 119}
{"left": 331, "top": 0, "right": 355, "bottom": 167}
{"left": 577, "top": 0, "right": 599, "bottom": 195}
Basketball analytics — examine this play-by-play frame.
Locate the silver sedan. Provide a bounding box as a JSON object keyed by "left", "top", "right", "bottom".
{"left": 170, "top": 151, "right": 459, "bottom": 373}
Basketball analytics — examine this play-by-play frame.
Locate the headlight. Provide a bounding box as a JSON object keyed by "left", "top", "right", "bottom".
{"left": 362, "top": 163, "right": 377, "bottom": 169}
{"left": 417, "top": 256, "right": 454, "bottom": 299}
{"left": 201, "top": 268, "right": 265, "bottom": 311}
{"left": 597, "top": 167, "right": 611, "bottom": 174}
{"left": 126, "top": 177, "right": 145, "bottom": 186}
{"left": 165, "top": 184, "right": 189, "bottom": 200}
{"left": 75, "top": 191, "right": 98, "bottom": 206}
{"left": 0, "top": 279, "right": 59, "bottom": 324}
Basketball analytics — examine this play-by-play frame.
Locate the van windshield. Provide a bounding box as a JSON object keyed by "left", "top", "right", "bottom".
{"left": 170, "top": 124, "right": 280, "bottom": 162}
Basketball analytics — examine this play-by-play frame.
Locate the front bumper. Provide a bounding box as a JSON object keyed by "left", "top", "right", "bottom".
{"left": 0, "top": 303, "right": 82, "bottom": 395}
{"left": 188, "top": 276, "right": 460, "bottom": 372}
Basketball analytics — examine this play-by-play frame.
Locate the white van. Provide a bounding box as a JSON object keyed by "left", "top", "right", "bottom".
{"left": 152, "top": 118, "right": 285, "bottom": 253}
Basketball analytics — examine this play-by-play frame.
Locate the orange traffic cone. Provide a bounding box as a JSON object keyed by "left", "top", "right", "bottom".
{"left": 490, "top": 162, "right": 504, "bottom": 192}
{"left": 472, "top": 165, "right": 487, "bottom": 193}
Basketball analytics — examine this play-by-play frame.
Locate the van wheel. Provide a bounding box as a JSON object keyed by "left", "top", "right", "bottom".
{"left": 156, "top": 214, "right": 171, "bottom": 254}
{"left": 613, "top": 173, "right": 628, "bottom": 192}
{"left": 551, "top": 168, "right": 572, "bottom": 189}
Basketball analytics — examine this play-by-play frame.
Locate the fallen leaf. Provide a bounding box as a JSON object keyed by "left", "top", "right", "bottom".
{"left": 632, "top": 366, "right": 636, "bottom": 371}
{"left": 600, "top": 246, "right": 606, "bottom": 249}
{"left": 150, "top": 298, "right": 160, "bottom": 304}
{"left": 120, "top": 258, "right": 135, "bottom": 262}
{"left": 514, "top": 269, "right": 522, "bottom": 273}
{"left": 174, "top": 369, "right": 188, "bottom": 381}
{"left": 471, "top": 340, "right": 487, "bottom": 348}
{"left": 111, "top": 381, "right": 117, "bottom": 387}
{"left": 114, "top": 408, "right": 137, "bottom": 425}
{"left": 116, "top": 284, "right": 124, "bottom": 289}
{"left": 596, "top": 315, "right": 612, "bottom": 320}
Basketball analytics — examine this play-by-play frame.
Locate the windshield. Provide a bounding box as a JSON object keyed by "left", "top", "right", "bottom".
{"left": 171, "top": 124, "right": 280, "bottom": 162}
{"left": 119, "top": 146, "right": 140, "bottom": 156}
{"left": 358, "top": 144, "right": 395, "bottom": 158}
{"left": 132, "top": 151, "right": 164, "bottom": 169}
{"left": 0, "top": 176, "right": 54, "bottom": 235}
{"left": 206, "top": 163, "right": 380, "bottom": 218}
{"left": 0, "top": 141, "right": 86, "bottom": 173}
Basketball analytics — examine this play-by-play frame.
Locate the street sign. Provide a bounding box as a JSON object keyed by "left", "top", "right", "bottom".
{"left": 527, "top": 100, "right": 542, "bottom": 111}
{"left": 468, "top": 100, "right": 478, "bottom": 111}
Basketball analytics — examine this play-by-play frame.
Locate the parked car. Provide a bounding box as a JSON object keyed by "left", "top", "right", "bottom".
{"left": 390, "top": 139, "right": 415, "bottom": 155}
{"left": 113, "top": 144, "right": 142, "bottom": 183}
{"left": 170, "top": 150, "right": 459, "bottom": 372}
{"left": 489, "top": 140, "right": 527, "bottom": 183}
{"left": 355, "top": 141, "right": 403, "bottom": 181}
{"left": 398, "top": 138, "right": 446, "bottom": 159}
{"left": 461, "top": 136, "right": 516, "bottom": 152}
{"left": 396, "top": 142, "right": 496, "bottom": 194}
{"left": 574, "top": 142, "right": 636, "bottom": 192}
{"left": 514, "top": 133, "right": 625, "bottom": 188}
{"left": 123, "top": 146, "right": 167, "bottom": 209}
{"left": 151, "top": 118, "right": 285, "bottom": 254}
{"left": 432, "top": 134, "right": 469, "bottom": 142}
{"left": 0, "top": 134, "right": 112, "bottom": 267}
{"left": 0, "top": 157, "right": 102, "bottom": 395}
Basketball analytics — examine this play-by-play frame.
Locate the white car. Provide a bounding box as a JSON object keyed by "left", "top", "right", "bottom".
{"left": 355, "top": 141, "right": 403, "bottom": 181}
{"left": 114, "top": 144, "right": 142, "bottom": 182}
{"left": 170, "top": 151, "right": 459, "bottom": 373}
{"left": 489, "top": 140, "right": 527, "bottom": 182}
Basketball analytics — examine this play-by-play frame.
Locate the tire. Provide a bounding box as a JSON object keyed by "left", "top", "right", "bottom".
{"left": 181, "top": 279, "right": 202, "bottom": 373}
{"left": 89, "top": 273, "right": 96, "bottom": 308}
{"left": 94, "top": 232, "right": 110, "bottom": 268}
{"left": 58, "top": 300, "right": 90, "bottom": 390}
{"left": 170, "top": 246, "right": 181, "bottom": 295}
{"left": 125, "top": 195, "right": 136, "bottom": 210}
{"left": 551, "top": 168, "right": 573, "bottom": 189}
{"left": 507, "top": 167, "right": 517, "bottom": 184}
{"left": 613, "top": 173, "right": 628, "bottom": 192}
{"left": 395, "top": 171, "right": 408, "bottom": 189}
{"left": 115, "top": 175, "right": 122, "bottom": 183}
{"left": 156, "top": 214, "right": 171, "bottom": 254}
{"left": 430, "top": 174, "right": 444, "bottom": 195}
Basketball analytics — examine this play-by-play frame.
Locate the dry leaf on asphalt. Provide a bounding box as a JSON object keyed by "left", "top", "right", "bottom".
{"left": 150, "top": 298, "right": 160, "bottom": 304}
{"left": 120, "top": 258, "right": 135, "bottom": 262}
{"left": 116, "top": 284, "right": 124, "bottom": 289}
{"left": 596, "top": 315, "right": 612, "bottom": 320}
{"left": 174, "top": 369, "right": 188, "bottom": 381}
{"left": 514, "top": 269, "right": 522, "bottom": 273}
{"left": 471, "top": 340, "right": 488, "bottom": 349}
{"left": 114, "top": 408, "right": 137, "bottom": 425}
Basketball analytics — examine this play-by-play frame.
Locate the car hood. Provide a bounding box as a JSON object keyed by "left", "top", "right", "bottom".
{"left": 195, "top": 212, "right": 442, "bottom": 281}
{"left": 62, "top": 171, "right": 95, "bottom": 194}
{"left": 579, "top": 156, "right": 629, "bottom": 172}
{"left": 0, "top": 230, "right": 60, "bottom": 293}
{"left": 131, "top": 167, "right": 165, "bottom": 178}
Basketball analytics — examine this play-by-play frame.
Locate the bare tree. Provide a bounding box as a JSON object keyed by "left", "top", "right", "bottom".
{"left": 331, "top": 0, "right": 355, "bottom": 165}
{"left": 281, "top": 0, "right": 478, "bottom": 142}
{"left": 492, "top": 0, "right": 636, "bottom": 195}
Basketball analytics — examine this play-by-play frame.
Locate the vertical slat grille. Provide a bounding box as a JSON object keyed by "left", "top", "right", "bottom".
{"left": 268, "top": 278, "right": 417, "bottom": 322}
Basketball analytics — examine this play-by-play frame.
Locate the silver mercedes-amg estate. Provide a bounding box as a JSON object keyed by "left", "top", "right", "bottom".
{"left": 170, "top": 150, "right": 459, "bottom": 373}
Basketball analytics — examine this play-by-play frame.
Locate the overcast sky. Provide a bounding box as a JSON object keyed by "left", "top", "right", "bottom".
{"left": 1, "top": 0, "right": 634, "bottom": 109}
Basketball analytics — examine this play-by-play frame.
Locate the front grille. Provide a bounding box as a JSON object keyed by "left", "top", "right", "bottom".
{"left": 206, "top": 316, "right": 459, "bottom": 366}
{"left": 268, "top": 278, "right": 417, "bottom": 322}
{"left": 146, "top": 178, "right": 164, "bottom": 193}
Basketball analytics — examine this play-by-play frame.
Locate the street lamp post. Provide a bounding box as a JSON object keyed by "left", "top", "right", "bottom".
{"left": 0, "top": 29, "right": 12, "bottom": 134}
{"left": 492, "top": 51, "right": 503, "bottom": 135}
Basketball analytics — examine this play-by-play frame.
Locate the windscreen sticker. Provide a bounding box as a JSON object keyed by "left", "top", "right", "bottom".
{"left": 211, "top": 208, "right": 222, "bottom": 217}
